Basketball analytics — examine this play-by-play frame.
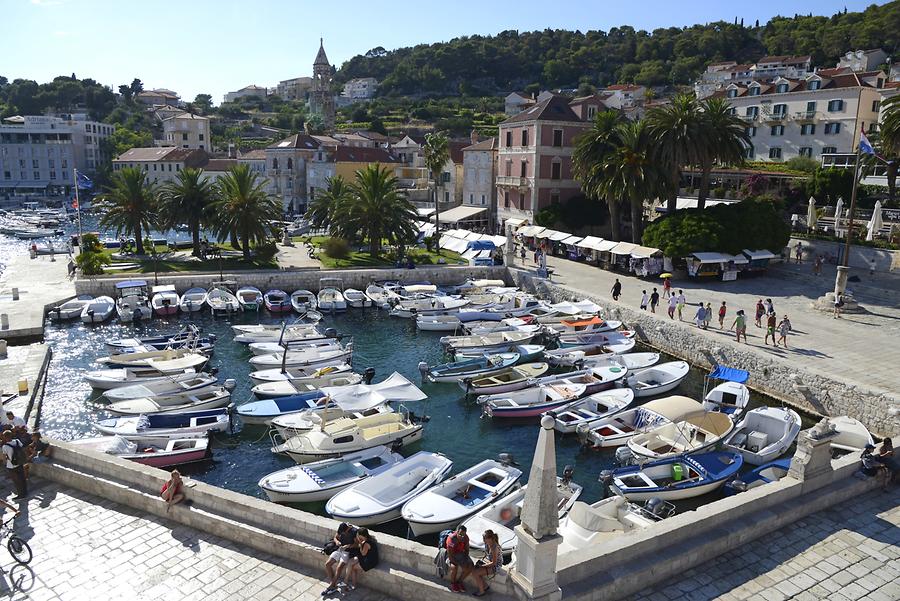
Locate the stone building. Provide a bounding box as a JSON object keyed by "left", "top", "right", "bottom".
{"left": 309, "top": 39, "right": 336, "bottom": 130}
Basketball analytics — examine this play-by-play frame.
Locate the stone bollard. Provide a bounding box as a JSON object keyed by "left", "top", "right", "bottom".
{"left": 789, "top": 417, "right": 840, "bottom": 491}
{"left": 0, "top": 339, "right": 6, "bottom": 356}
{"left": 11, "top": 288, "right": 18, "bottom": 301}
{"left": 0, "top": 314, "right": 8, "bottom": 330}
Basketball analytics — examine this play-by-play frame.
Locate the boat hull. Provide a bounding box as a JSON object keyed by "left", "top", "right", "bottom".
{"left": 283, "top": 427, "right": 423, "bottom": 464}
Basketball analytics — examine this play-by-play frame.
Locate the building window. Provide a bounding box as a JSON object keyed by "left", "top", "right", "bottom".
{"left": 746, "top": 126, "right": 757, "bottom": 137}
{"left": 310, "top": 186, "right": 316, "bottom": 198}
{"left": 769, "top": 148, "right": 782, "bottom": 159}
{"left": 50, "top": 171, "right": 56, "bottom": 180}
{"left": 32, "top": 160, "right": 39, "bottom": 169}
{"left": 33, "top": 171, "right": 40, "bottom": 180}
{"left": 272, "top": 158, "right": 278, "bottom": 169}
{"left": 504, "top": 191, "right": 509, "bottom": 207}
{"left": 727, "top": 89, "right": 737, "bottom": 98}
{"left": 551, "top": 161, "right": 561, "bottom": 180}
{"left": 505, "top": 131, "right": 512, "bottom": 147}
{"left": 869, "top": 123, "right": 877, "bottom": 133}
{"left": 49, "top": 159, "right": 55, "bottom": 168}
{"left": 552, "top": 129, "right": 563, "bottom": 147}
{"left": 728, "top": 107, "right": 736, "bottom": 116}
{"left": 824, "top": 123, "right": 841, "bottom": 134}
{"left": 3, "top": 171, "right": 10, "bottom": 180}
{"left": 807, "top": 80, "right": 821, "bottom": 90}
{"left": 770, "top": 125, "right": 785, "bottom": 136}
{"left": 748, "top": 86, "right": 760, "bottom": 96}
{"left": 61, "top": 159, "right": 68, "bottom": 169}
{"left": 520, "top": 161, "right": 527, "bottom": 177}
{"left": 587, "top": 106, "right": 597, "bottom": 119}
{"left": 441, "top": 172, "right": 451, "bottom": 183}
{"left": 745, "top": 106, "right": 758, "bottom": 117}
{"left": 287, "top": 158, "right": 293, "bottom": 170}
{"left": 481, "top": 195, "right": 486, "bottom": 205}
{"left": 444, "top": 191, "right": 450, "bottom": 203}
{"left": 176, "top": 164, "right": 180, "bottom": 171}
{"left": 872, "top": 100, "right": 881, "bottom": 112}
{"left": 823, "top": 146, "right": 837, "bottom": 154}
{"left": 773, "top": 104, "right": 787, "bottom": 116}
{"left": 521, "top": 130, "right": 528, "bottom": 147}
{"left": 469, "top": 194, "right": 474, "bottom": 204}
{"left": 168, "top": 164, "right": 172, "bottom": 171}
{"left": 799, "top": 147, "right": 813, "bottom": 157}
{"left": 800, "top": 124, "right": 816, "bottom": 135}
{"left": 775, "top": 83, "right": 789, "bottom": 93}
{"left": 199, "top": 134, "right": 204, "bottom": 141}
{"left": 827, "top": 99, "right": 844, "bottom": 112}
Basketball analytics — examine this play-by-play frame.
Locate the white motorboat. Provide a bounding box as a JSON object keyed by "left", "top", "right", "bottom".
{"left": 81, "top": 296, "right": 115, "bottom": 323}
{"left": 556, "top": 497, "right": 657, "bottom": 554}
{"left": 236, "top": 286, "right": 263, "bottom": 311}
{"left": 426, "top": 353, "right": 520, "bottom": 384}
{"left": 829, "top": 415, "right": 874, "bottom": 455}
{"left": 724, "top": 406, "right": 801, "bottom": 465}
{"left": 416, "top": 314, "right": 463, "bottom": 332}
{"left": 545, "top": 344, "right": 634, "bottom": 365}
{"left": 179, "top": 287, "right": 208, "bottom": 313}
{"left": 151, "top": 285, "right": 179, "bottom": 316}
{"left": 259, "top": 446, "right": 403, "bottom": 504}
{"left": 459, "top": 363, "right": 550, "bottom": 395}
{"left": 206, "top": 285, "right": 240, "bottom": 314}
{"left": 84, "top": 367, "right": 201, "bottom": 390}
{"left": 609, "top": 451, "right": 743, "bottom": 501}
{"left": 105, "top": 386, "right": 233, "bottom": 415}
{"left": 251, "top": 371, "right": 361, "bottom": 398}
{"left": 364, "top": 283, "right": 396, "bottom": 308}
{"left": 390, "top": 296, "right": 469, "bottom": 318}
{"left": 290, "top": 289, "right": 317, "bottom": 312}
{"left": 576, "top": 395, "right": 703, "bottom": 449}
{"left": 95, "top": 409, "right": 230, "bottom": 438}
{"left": 318, "top": 278, "right": 347, "bottom": 312}
{"left": 248, "top": 346, "right": 351, "bottom": 369}
{"left": 248, "top": 338, "right": 342, "bottom": 356}
{"left": 546, "top": 316, "right": 623, "bottom": 334}
{"left": 49, "top": 295, "right": 93, "bottom": 321}
{"left": 581, "top": 352, "right": 661, "bottom": 371}
{"left": 270, "top": 404, "right": 394, "bottom": 439}
{"left": 97, "top": 348, "right": 200, "bottom": 368}
{"left": 479, "top": 383, "right": 587, "bottom": 419}
{"left": 274, "top": 410, "right": 424, "bottom": 464}
{"left": 70, "top": 435, "right": 211, "bottom": 468}
{"left": 548, "top": 389, "right": 636, "bottom": 434}
{"left": 442, "top": 330, "right": 536, "bottom": 352}
{"left": 453, "top": 344, "right": 544, "bottom": 362}
{"left": 115, "top": 280, "right": 153, "bottom": 322}
{"left": 623, "top": 361, "right": 690, "bottom": 398}
{"left": 626, "top": 410, "right": 735, "bottom": 460}
{"left": 702, "top": 381, "right": 751, "bottom": 422}
{"left": 529, "top": 365, "right": 628, "bottom": 396}
{"left": 344, "top": 288, "right": 372, "bottom": 308}
{"left": 103, "top": 372, "right": 221, "bottom": 402}
{"left": 232, "top": 322, "right": 322, "bottom": 336}
{"left": 233, "top": 326, "right": 328, "bottom": 345}
{"left": 401, "top": 459, "right": 523, "bottom": 536}
{"left": 248, "top": 363, "right": 354, "bottom": 385}
{"left": 462, "top": 475, "right": 583, "bottom": 554}
{"left": 326, "top": 451, "right": 453, "bottom": 525}
{"left": 557, "top": 332, "right": 636, "bottom": 354}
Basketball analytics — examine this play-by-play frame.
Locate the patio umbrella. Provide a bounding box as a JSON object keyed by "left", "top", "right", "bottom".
{"left": 806, "top": 197, "right": 818, "bottom": 231}
{"left": 866, "top": 200, "right": 884, "bottom": 241}
{"left": 660, "top": 273, "right": 673, "bottom": 278}
{"left": 833, "top": 197, "right": 844, "bottom": 232}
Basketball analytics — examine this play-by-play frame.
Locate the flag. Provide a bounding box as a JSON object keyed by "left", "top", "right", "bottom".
{"left": 75, "top": 169, "right": 93, "bottom": 190}
{"left": 858, "top": 128, "right": 875, "bottom": 156}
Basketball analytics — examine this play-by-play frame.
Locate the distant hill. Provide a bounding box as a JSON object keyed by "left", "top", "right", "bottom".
{"left": 335, "top": 3, "right": 900, "bottom": 97}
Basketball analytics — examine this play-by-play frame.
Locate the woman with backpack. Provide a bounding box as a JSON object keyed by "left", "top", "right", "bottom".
{"left": 343, "top": 528, "right": 379, "bottom": 591}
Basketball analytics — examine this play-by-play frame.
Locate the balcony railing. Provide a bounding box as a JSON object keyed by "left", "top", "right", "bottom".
{"left": 496, "top": 175, "right": 529, "bottom": 187}
{"left": 739, "top": 114, "right": 758, "bottom": 122}
{"left": 762, "top": 112, "right": 788, "bottom": 122}
{"left": 794, "top": 111, "right": 817, "bottom": 120}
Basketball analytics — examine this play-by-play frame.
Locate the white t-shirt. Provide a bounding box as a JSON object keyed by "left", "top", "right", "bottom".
{"left": 668, "top": 296, "right": 678, "bottom": 309}
{"left": 676, "top": 294, "right": 686, "bottom": 306}
{"left": 2, "top": 440, "right": 23, "bottom": 469}
{"left": 640, "top": 293, "right": 648, "bottom": 306}
{"left": 7, "top": 416, "right": 25, "bottom": 428}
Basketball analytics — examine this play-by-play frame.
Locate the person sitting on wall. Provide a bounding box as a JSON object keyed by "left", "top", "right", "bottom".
{"left": 323, "top": 522, "right": 358, "bottom": 596}
{"left": 861, "top": 445, "right": 891, "bottom": 491}
{"left": 446, "top": 525, "right": 474, "bottom": 593}
{"left": 160, "top": 470, "right": 186, "bottom": 512}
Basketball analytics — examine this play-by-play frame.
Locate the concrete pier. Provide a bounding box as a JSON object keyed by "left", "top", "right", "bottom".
{"left": 0, "top": 254, "right": 74, "bottom": 343}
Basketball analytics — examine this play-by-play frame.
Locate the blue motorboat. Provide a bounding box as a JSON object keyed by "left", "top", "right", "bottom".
{"left": 236, "top": 390, "right": 327, "bottom": 425}
{"left": 424, "top": 352, "right": 519, "bottom": 383}
{"left": 95, "top": 406, "right": 232, "bottom": 438}
{"left": 607, "top": 451, "right": 744, "bottom": 501}
{"left": 723, "top": 458, "right": 792, "bottom": 496}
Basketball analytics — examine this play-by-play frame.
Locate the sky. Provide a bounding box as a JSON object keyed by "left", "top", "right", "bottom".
{"left": 0, "top": 0, "right": 884, "bottom": 104}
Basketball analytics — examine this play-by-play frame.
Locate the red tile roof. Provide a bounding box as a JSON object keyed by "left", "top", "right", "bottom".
{"left": 464, "top": 137, "right": 499, "bottom": 151}
{"left": 501, "top": 95, "right": 584, "bottom": 124}
{"left": 448, "top": 141, "right": 468, "bottom": 164}
{"left": 332, "top": 146, "right": 398, "bottom": 163}
{"left": 267, "top": 134, "right": 321, "bottom": 150}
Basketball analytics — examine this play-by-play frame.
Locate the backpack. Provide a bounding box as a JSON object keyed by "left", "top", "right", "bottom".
{"left": 434, "top": 529, "right": 454, "bottom": 579}
{"left": 437, "top": 529, "right": 453, "bottom": 549}
{"left": 3, "top": 440, "right": 24, "bottom": 467}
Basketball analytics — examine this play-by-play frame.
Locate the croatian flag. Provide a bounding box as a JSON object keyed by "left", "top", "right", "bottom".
{"left": 858, "top": 128, "right": 875, "bottom": 156}
{"left": 75, "top": 169, "right": 93, "bottom": 190}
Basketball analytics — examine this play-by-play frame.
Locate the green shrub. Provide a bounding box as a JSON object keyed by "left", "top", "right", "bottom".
{"left": 323, "top": 237, "right": 350, "bottom": 258}
{"left": 75, "top": 233, "right": 110, "bottom": 276}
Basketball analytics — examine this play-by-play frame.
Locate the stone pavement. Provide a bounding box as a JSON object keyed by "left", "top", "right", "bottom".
{"left": 0, "top": 254, "right": 74, "bottom": 342}
{"left": 0, "top": 480, "right": 399, "bottom": 601}
{"left": 530, "top": 253, "right": 900, "bottom": 403}
{"left": 628, "top": 487, "right": 900, "bottom": 601}
{"left": 277, "top": 241, "right": 322, "bottom": 270}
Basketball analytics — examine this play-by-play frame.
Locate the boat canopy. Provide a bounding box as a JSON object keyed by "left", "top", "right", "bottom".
{"left": 116, "top": 280, "right": 148, "bottom": 289}
{"left": 641, "top": 395, "right": 702, "bottom": 421}
{"left": 573, "top": 300, "right": 602, "bottom": 314}
{"left": 466, "top": 240, "right": 496, "bottom": 251}
{"left": 708, "top": 365, "right": 749, "bottom": 383}
{"left": 549, "top": 301, "right": 582, "bottom": 315}
{"left": 562, "top": 316, "right": 605, "bottom": 327}
{"left": 319, "top": 372, "right": 426, "bottom": 412}
{"left": 151, "top": 284, "right": 176, "bottom": 293}
{"left": 742, "top": 249, "right": 776, "bottom": 260}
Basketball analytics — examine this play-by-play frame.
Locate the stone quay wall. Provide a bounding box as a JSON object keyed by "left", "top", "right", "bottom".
{"left": 74, "top": 265, "right": 510, "bottom": 297}
{"left": 510, "top": 269, "right": 899, "bottom": 437}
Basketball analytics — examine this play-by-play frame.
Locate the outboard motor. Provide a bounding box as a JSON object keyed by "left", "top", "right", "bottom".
{"left": 324, "top": 327, "right": 338, "bottom": 339}
{"left": 729, "top": 479, "right": 748, "bottom": 493}
{"left": 597, "top": 470, "right": 614, "bottom": 499}
{"left": 615, "top": 446, "right": 636, "bottom": 467}
{"left": 363, "top": 367, "right": 376, "bottom": 385}
{"left": 417, "top": 362, "right": 429, "bottom": 382}
{"left": 223, "top": 378, "right": 237, "bottom": 392}
{"left": 208, "top": 333, "right": 218, "bottom": 344}
{"left": 209, "top": 367, "right": 220, "bottom": 376}
{"left": 643, "top": 497, "right": 674, "bottom": 520}
{"left": 498, "top": 453, "right": 519, "bottom": 467}
{"left": 575, "top": 423, "right": 592, "bottom": 448}
{"left": 562, "top": 464, "right": 575, "bottom": 485}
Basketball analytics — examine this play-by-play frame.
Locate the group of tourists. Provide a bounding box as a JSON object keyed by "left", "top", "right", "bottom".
{"left": 861, "top": 438, "right": 899, "bottom": 491}
{"left": 2, "top": 411, "right": 51, "bottom": 500}
{"left": 322, "top": 522, "right": 380, "bottom": 596}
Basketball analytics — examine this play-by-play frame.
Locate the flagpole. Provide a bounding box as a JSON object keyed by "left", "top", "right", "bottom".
{"left": 73, "top": 168, "right": 83, "bottom": 246}
{"left": 841, "top": 148, "right": 861, "bottom": 268}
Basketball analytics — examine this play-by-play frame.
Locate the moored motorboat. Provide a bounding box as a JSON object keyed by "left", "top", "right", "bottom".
{"left": 81, "top": 296, "right": 115, "bottom": 323}
{"left": 575, "top": 395, "right": 703, "bottom": 449}
{"left": 581, "top": 352, "right": 661, "bottom": 371}
{"left": 829, "top": 415, "right": 874, "bottom": 456}
{"left": 179, "top": 287, "right": 208, "bottom": 313}
{"left": 557, "top": 334, "right": 635, "bottom": 354}
{"left": 556, "top": 497, "right": 658, "bottom": 554}
{"left": 206, "top": 284, "right": 240, "bottom": 314}
{"left": 608, "top": 451, "right": 743, "bottom": 501}
{"left": 318, "top": 278, "right": 347, "bottom": 312}
{"left": 626, "top": 410, "right": 735, "bottom": 460}
{"left": 71, "top": 435, "right": 211, "bottom": 468}
{"left": 49, "top": 295, "right": 94, "bottom": 321}
{"left": 479, "top": 383, "right": 587, "bottom": 419}
{"left": 723, "top": 406, "right": 801, "bottom": 465}
{"left": 415, "top": 314, "right": 463, "bottom": 332}
{"left": 105, "top": 386, "right": 233, "bottom": 415}
{"left": 364, "top": 283, "right": 395, "bottom": 308}
{"left": 701, "top": 366, "right": 750, "bottom": 421}
{"left": 264, "top": 289, "right": 292, "bottom": 313}
{"left": 530, "top": 365, "right": 628, "bottom": 396}
{"left": 95, "top": 407, "right": 230, "bottom": 438}
{"left": 247, "top": 338, "right": 342, "bottom": 356}
{"left": 343, "top": 288, "right": 372, "bottom": 308}
{"left": 326, "top": 451, "right": 453, "bottom": 525}
{"left": 151, "top": 285, "right": 180, "bottom": 316}
{"left": 723, "top": 458, "right": 792, "bottom": 495}
{"left": 623, "top": 361, "right": 690, "bottom": 398}
{"left": 548, "top": 388, "right": 636, "bottom": 434}
{"left": 248, "top": 363, "right": 354, "bottom": 384}
{"left": 270, "top": 404, "right": 394, "bottom": 439}
{"left": 103, "top": 372, "right": 220, "bottom": 402}
{"left": 97, "top": 348, "right": 201, "bottom": 368}
{"left": 547, "top": 316, "right": 622, "bottom": 334}
{"left": 85, "top": 366, "right": 202, "bottom": 390}
{"left": 236, "top": 286, "right": 263, "bottom": 311}
{"left": 390, "top": 296, "right": 469, "bottom": 318}
{"left": 248, "top": 346, "right": 352, "bottom": 369}
{"left": 425, "top": 352, "right": 520, "bottom": 383}
{"left": 115, "top": 280, "right": 153, "bottom": 322}
{"left": 459, "top": 362, "right": 550, "bottom": 395}
{"left": 290, "top": 289, "right": 317, "bottom": 313}
{"left": 236, "top": 390, "right": 328, "bottom": 425}
{"left": 442, "top": 330, "right": 537, "bottom": 353}
{"left": 250, "top": 370, "right": 361, "bottom": 398}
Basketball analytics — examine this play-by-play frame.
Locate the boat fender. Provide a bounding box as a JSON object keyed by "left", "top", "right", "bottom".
{"left": 730, "top": 479, "right": 748, "bottom": 493}
{"left": 363, "top": 367, "right": 376, "bottom": 385}
{"left": 224, "top": 379, "right": 237, "bottom": 391}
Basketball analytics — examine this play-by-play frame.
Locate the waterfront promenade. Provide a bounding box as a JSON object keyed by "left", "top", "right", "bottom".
{"left": 0, "top": 254, "right": 74, "bottom": 342}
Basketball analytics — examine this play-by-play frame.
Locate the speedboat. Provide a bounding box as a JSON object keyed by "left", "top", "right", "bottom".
{"left": 723, "top": 458, "right": 792, "bottom": 495}
{"left": 97, "top": 348, "right": 200, "bottom": 369}
{"left": 546, "top": 316, "right": 623, "bottom": 334}
{"left": 318, "top": 279, "right": 347, "bottom": 312}
{"left": 701, "top": 366, "right": 750, "bottom": 421}
{"left": 623, "top": 361, "right": 690, "bottom": 398}
{"left": 236, "top": 286, "right": 263, "bottom": 311}
{"left": 49, "top": 295, "right": 93, "bottom": 321}
{"left": 115, "top": 280, "right": 153, "bottom": 322}
{"left": 575, "top": 395, "right": 703, "bottom": 449}
{"left": 723, "top": 406, "right": 801, "bottom": 465}
{"left": 95, "top": 407, "right": 230, "bottom": 439}
{"left": 416, "top": 314, "right": 463, "bottom": 332}
{"left": 236, "top": 390, "right": 328, "bottom": 425}
{"left": 151, "top": 285, "right": 179, "bottom": 316}
{"left": 425, "top": 353, "right": 520, "bottom": 383}
{"left": 326, "top": 451, "right": 453, "bottom": 525}
{"left": 290, "top": 290, "right": 317, "bottom": 313}
{"left": 273, "top": 410, "right": 424, "bottom": 464}
{"left": 233, "top": 325, "right": 327, "bottom": 345}
{"left": 179, "top": 287, "right": 208, "bottom": 313}
{"left": 556, "top": 497, "right": 657, "bottom": 554}
{"left": 70, "top": 435, "right": 211, "bottom": 468}
{"left": 206, "top": 285, "right": 240, "bottom": 314}
{"left": 259, "top": 446, "right": 403, "bottom": 504}
{"left": 442, "top": 331, "right": 536, "bottom": 353}
{"left": 81, "top": 296, "right": 115, "bottom": 323}
{"left": 479, "top": 383, "right": 587, "bottom": 419}
{"left": 829, "top": 415, "right": 874, "bottom": 456}
{"left": 105, "top": 386, "right": 233, "bottom": 415}
{"left": 264, "top": 289, "right": 292, "bottom": 313}
{"left": 401, "top": 459, "right": 522, "bottom": 536}
{"left": 580, "top": 352, "right": 661, "bottom": 371}
{"left": 250, "top": 370, "right": 361, "bottom": 398}
{"left": 248, "top": 346, "right": 352, "bottom": 369}
{"left": 626, "top": 410, "right": 735, "bottom": 460}
{"left": 390, "top": 296, "right": 469, "bottom": 318}
{"left": 103, "top": 372, "right": 220, "bottom": 402}
{"left": 343, "top": 288, "right": 372, "bottom": 308}
{"left": 459, "top": 363, "right": 550, "bottom": 395}
{"left": 462, "top": 475, "right": 583, "bottom": 554}
{"left": 548, "top": 389, "right": 636, "bottom": 434}
{"left": 608, "top": 451, "right": 743, "bottom": 501}
{"left": 85, "top": 366, "right": 202, "bottom": 390}
{"left": 248, "top": 363, "right": 354, "bottom": 385}
{"left": 247, "top": 338, "right": 342, "bottom": 356}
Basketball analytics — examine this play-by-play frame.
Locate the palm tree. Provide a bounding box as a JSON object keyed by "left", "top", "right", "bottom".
{"left": 696, "top": 97, "right": 752, "bottom": 209}
{"left": 422, "top": 132, "right": 449, "bottom": 241}
{"left": 876, "top": 95, "right": 900, "bottom": 200}
{"left": 306, "top": 175, "right": 350, "bottom": 231}
{"left": 158, "top": 167, "right": 213, "bottom": 257}
{"left": 334, "top": 164, "right": 418, "bottom": 257}
{"left": 573, "top": 110, "right": 625, "bottom": 240}
{"left": 646, "top": 94, "right": 705, "bottom": 213}
{"left": 600, "top": 121, "right": 664, "bottom": 243}
{"left": 96, "top": 166, "right": 158, "bottom": 255}
{"left": 210, "top": 164, "right": 282, "bottom": 259}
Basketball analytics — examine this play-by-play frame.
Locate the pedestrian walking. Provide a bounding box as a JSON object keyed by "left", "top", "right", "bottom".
{"left": 717, "top": 301, "right": 727, "bottom": 329}
{"left": 765, "top": 298, "right": 775, "bottom": 316}
{"left": 649, "top": 288, "right": 660, "bottom": 314}
{"left": 667, "top": 294, "right": 677, "bottom": 319}
{"left": 764, "top": 312, "right": 777, "bottom": 346}
{"left": 676, "top": 290, "right": 686, "bottom": 320}
{"left": 730, "top": 310, "right": 748, "bottom": 343}
{"left": 704, "top": 302, "right": 713, "bottom": 329}
{"left": 663, "top": 277, "right": 672, "bottom": 298}
{"left": 833, "top": 294, "right": 844, "bottom": 319}
{"left": 754, "top": 299, "right": 765, "bottom": 328}
{"left": 67, "top": 258, "right": 76, "bottom": 278}
{"left": 694, "top": 303, "right": 707, "bottom": 329}
{"left": 611, "top": 279, "right": 622, "bottom": 301}
{"left": 813, "top": 255, "right": 822, "bottom": 276}
{"left": 777, "top": 315, "right": 792, "bottom": 348}
{"left": 533, "top": 248, "right": 539, "bottom": 265}
{"left": 519, "top": 246, "right": 526, "bottom": 263}
{"left": 794, "top": 242, "right": 803, "bottom": 264}
{"left": 639, "top": 290, "right": 648, "bottom": 311}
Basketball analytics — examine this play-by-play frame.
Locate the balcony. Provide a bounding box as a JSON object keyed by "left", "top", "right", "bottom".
{"left": 794, "top": 111, "right": 817, "bottom": 121}
{"left": 739, "top": 114, "right": 758, "bottom": 122}
{"left": 496, "top": 175, "right": 530, "bottom": 188}
{"left": 762, "top": 112, "right": 788, "bottom": 123}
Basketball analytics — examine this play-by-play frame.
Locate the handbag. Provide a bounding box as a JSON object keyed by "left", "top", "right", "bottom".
{"left": 323, "top": 540, "right": 339, "bottom": 555}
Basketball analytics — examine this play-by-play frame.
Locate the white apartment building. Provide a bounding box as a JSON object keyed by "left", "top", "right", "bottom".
{"left": 112, "top": 147, "right": 208, "bottom": 186}
{"left": 224, "top": 85, "right": 268, "bottom": 103}
{"left": 161, "top": 113, "right": 210, "bottom": 151}
{"left": 696, "top": 56, "right": 811, "bottom": 100}
{"left": 601, "top": 84, "right": 646, "bottom": 109}
{"left": 720, "top": 70, "right": 884, "bottom": 163}
{"left": 341, "top": 78, "right": 378, "bottom": 101}
{"left": 462, "top": 137, "right": 498, "bottom": 216}
{"left": 276, "top": 77, "right": 313, "bottom": 101}
{"left": 0, "top": 114, "right": 113, "bottom": 197}
{"left": 836, "top": 49, "right": 888, "bottom": 73}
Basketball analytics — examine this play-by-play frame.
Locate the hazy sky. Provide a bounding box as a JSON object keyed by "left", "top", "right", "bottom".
{"left": 1, "top": 0, "right": 882, "bottom": 103}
